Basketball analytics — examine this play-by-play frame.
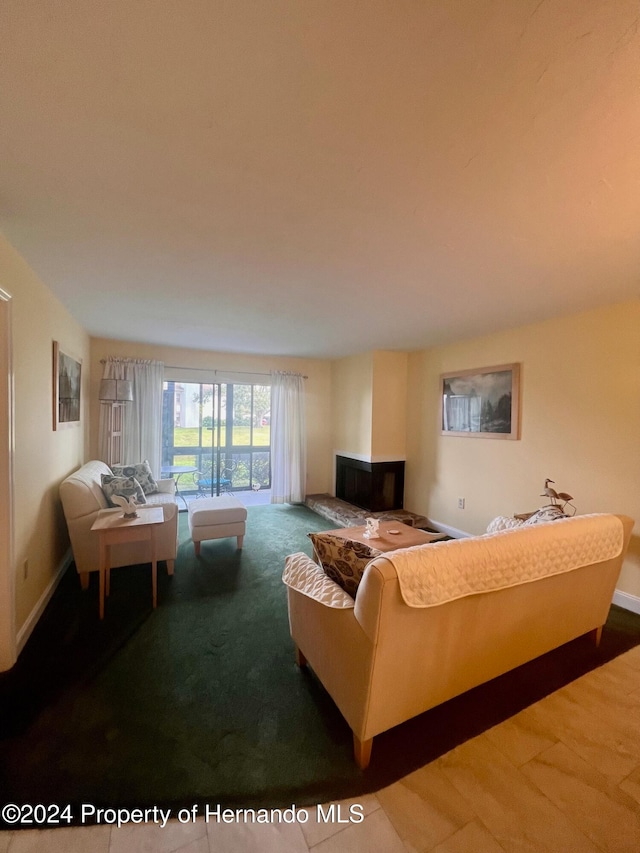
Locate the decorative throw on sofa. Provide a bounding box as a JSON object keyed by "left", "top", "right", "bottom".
{"left": 308, "top": 532, "right": 381, "bottom": 598}
{"left": 388, "top": 513, "right": 623, "bottom": 608}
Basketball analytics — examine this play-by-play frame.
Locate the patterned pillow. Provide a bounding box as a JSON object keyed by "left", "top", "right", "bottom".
{"left": 101, "top": 474, "right": 147, "bottom": 508}
{"left": 307, "top": 532, "right": 382, "bottom": 598}
{"left": 111, "top": 461, "right": 158, "bottom": 495}
{"left": 523, "top": 506, "right": 567, "bottom": 525}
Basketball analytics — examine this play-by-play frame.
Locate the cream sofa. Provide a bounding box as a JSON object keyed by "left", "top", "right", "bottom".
{"left": 283, "top": 513, "right": 633, "bottom": 768}
{"left": 60, "top": 460, "right": 179, "bottom": 589}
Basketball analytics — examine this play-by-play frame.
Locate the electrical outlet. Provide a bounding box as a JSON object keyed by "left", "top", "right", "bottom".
{"left": 457, "top": 497, "right": 465, "bottom": 509}
{"left": 23, "top": 559, "right": 28, "bottom": 580}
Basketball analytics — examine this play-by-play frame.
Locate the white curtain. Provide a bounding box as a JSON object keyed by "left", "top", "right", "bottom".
{"left": 270, "top": 371, "right": 306, "bottom": 504}
{"left": 98, "top": 358, "right": 164, "bottom": 476}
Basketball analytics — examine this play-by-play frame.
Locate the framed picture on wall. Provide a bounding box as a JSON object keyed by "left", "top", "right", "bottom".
{"left": 53, "top": 341, "right": 82, "bottom": 430}
{"left": 440, "top": 363, "right": 520, "bottom": 439}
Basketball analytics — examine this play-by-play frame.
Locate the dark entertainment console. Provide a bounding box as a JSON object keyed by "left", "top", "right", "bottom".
{"left": 335, "top": 455, "right": 405, "bottom": 513}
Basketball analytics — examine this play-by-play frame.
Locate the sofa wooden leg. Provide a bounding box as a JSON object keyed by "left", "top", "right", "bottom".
{"left": 166, "top": 559, "right": 175, "bottom": 576}
{"left": 592, "top": 625, "right": 603, "bottom": 647}
{"left": 79, "top": 573, "right": 90, "bottom": 591}
{"left": 194, "top": 541, "right": 201, "bottom": 557}
{"left": 237, "top": 534, "right": 244, "bottom": 550}
{"left": 295, "top": 646, "right": 307, "bottom": 668}
{"left": 353, "top": 734, "right": 373, "bottom": 770}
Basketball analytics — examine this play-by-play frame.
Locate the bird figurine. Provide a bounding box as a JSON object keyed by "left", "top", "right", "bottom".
{"left": 540, "top": 479, "right": 575, "bottom": 515}
{"left": 556, "top": 491, "right": 575, "bottom": 515}
{"left": 540, "top": 478, "right": 559, "bottom": 505}
{"left": 111, "top": 494, "right": 139, "bottom": 518}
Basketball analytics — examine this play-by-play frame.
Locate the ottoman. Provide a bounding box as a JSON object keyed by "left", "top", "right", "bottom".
{"left": 188, "top": 494, "right": 247, "bottom": 556}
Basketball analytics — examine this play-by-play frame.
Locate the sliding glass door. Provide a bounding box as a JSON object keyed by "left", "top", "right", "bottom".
{"left": 161, "top": 380, "right": 271, "bottom": 501}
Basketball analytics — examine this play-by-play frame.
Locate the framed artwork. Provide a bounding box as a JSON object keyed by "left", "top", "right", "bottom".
{"left": 53, "top": 341, "right": 82, "bottom": 430}
{"left": 440, "top": 363, "right": 520, "bottom": 439}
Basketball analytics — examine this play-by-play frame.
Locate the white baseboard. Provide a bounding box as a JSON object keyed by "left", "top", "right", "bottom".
{"left": 428, "top": 518, "right": 473, "bottom": 539}
{"left": 612, "top": 589, "right": 640, "bottom": 616}
{"left": 16, "top": 548, "right": 72, "bottom": 655}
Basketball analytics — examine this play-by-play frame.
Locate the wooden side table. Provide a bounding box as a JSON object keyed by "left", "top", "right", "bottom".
{"left": 322, "top": 520, "right": 445, "bottom": 553}
{"left": 91, "top": 507, "right": 165, "bottom": 619}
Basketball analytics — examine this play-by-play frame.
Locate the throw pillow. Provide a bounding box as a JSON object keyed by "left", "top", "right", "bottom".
{"left": 101, "top": 474, "right": 147, "bottom": 508}
{"left": 522, "top": 505, "right": 566, "bottom": 525}
{"left": 307, "top": 532, "right": 382, "bottom": 598}
{"left": 111, "top": 460, "right": 158, "bottom": 495}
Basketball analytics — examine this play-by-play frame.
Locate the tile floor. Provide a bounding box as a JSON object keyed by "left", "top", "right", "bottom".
{"left": 2, "top": 646, "right": 640, "bottom": 851}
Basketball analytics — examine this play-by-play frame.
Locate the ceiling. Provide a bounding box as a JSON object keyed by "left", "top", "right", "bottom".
{"left": 1, "top": 1, "right": 639, "bottom": 359}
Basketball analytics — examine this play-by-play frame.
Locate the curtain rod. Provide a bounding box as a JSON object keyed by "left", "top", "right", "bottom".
{"left": 100, "top": 359, "right": 307, "bottom": 379}
{"left": 166, "top": 365, "right": 309, "bottom": 379}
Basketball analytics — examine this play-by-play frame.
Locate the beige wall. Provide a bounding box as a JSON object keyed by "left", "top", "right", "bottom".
{"left": 331, "top": 350, "right": 408, "bottom": 463}
{"left": 89, "top": 338, "right": 333, "bottom": 495}
{"left": 0, "top": 235, "right": 90, "bottom": 633}
{"left": 405, "top": 300, "right": 640, "bottom": 598}
{"left": 371, "top": 350, "right": 408, "bottom": 461}
{"left": 330, "top": 352, "right": 374, "bottom": 459}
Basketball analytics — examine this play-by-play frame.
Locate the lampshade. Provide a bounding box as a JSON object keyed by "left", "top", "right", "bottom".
{"left": 99, "top": 379, "right": 134, "bottom": 403}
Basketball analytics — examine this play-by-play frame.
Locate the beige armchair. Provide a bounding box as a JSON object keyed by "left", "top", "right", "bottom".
{"left": 60, "top": 460, "right": 179, "bottom": 589}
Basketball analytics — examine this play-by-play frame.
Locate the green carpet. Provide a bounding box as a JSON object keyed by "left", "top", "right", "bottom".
{"left": 1, "top": 504, "right": 639, "bottom": 828}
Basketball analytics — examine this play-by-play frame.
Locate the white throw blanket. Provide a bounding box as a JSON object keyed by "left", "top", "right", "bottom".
{"left": 386, "top": 514, "right": 623, "bottom": 608}
{"left": 283, "top": 552, "right": 355, "bottom": 609}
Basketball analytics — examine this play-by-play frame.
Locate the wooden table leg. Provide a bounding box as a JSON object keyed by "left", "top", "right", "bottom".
{"left": 99, "top": 569, "right": 105, "bottom": 620}
{"left": 98, "top": 537, "right": 107, "bottom": 620}
{"left": 151, "top": 526, "right": 157, "bottom": 608}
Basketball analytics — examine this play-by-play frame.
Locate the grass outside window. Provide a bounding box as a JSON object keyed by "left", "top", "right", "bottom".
{"left": 172, "top": 426, "right": 270, "bottom": 447}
